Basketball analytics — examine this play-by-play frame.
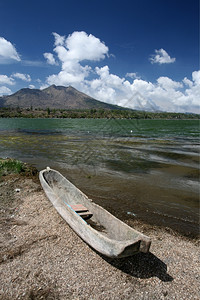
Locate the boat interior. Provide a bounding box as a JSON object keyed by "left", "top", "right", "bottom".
{"left": 43, "top": 169, "right": 142, "bottom": 242}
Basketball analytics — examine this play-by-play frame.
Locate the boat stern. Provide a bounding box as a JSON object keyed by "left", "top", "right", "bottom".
{"left": 139, "top": 237, "right": 151, "bottom": 253}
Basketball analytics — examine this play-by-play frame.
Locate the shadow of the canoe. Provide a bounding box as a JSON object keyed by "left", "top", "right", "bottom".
{"left": 102, "top": 252, "right": 173, "bottom": 282}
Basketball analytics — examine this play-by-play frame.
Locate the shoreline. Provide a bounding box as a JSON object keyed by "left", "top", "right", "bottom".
{"left": 57, "top": 165, "right": 199, "bottom": 240}
{"left": 0, "top": 172, "right": 199, "bottom": 299}
{"left": 0, "top": 108, "right": 199, "bottom": 119}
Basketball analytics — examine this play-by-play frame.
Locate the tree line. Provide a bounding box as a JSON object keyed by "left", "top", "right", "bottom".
{"left": 0, "top": 107, "right": 199, "bottom": 119}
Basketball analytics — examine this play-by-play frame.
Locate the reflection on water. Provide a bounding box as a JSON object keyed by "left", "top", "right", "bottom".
{"left": 0, "top": 118, "right": 199, "bottom": 237}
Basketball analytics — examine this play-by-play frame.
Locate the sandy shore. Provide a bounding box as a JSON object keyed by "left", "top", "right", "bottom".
{"left": 0, "top": 174, "right": 199, "bottom": 300}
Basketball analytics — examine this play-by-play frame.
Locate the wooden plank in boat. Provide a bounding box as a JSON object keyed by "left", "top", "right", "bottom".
{"left": 71, "top": 204, "right": 88, "bottom": 212}
{"left": 71, "top": 204, "right": 93, "bottom": 220}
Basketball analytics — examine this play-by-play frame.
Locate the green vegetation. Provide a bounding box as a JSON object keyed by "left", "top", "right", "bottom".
{"left": 0, "top": 158, "right": 38, "bottom": 177}
{"left": 0, "top": 158, "right": 24, "bottom": 176}
{"left": 0, "top": 107, "right": 199, "bottom": 119}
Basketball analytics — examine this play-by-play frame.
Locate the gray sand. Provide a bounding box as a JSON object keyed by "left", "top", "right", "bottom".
{"left": 0, "top": 175, "right": 199, "bottom": 299}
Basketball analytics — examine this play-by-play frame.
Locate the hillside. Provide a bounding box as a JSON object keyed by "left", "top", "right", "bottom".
{"left": 0, "top": 85, "right": 121, "bottom": 110}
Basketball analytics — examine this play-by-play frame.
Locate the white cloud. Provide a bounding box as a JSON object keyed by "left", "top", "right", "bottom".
{"left": 0, "top": 37, "right": 21, "bottom": 63}
{"left": 52, "top": 32, "right": 65, "bottom": 46}
{"left": 176, "top": 71, "right": 200, "bottom": 109}
{"left": 192, "top": 70, "right": 200, "bottom": 85}
{"left": 39, "top": 83, "right": 49, "bottom": 90}
{"left": 63, "top": 31, "right": 108, "bottom": 61}
{"left": 47, "top": 64, "right": 91, "bottom": 86}
{"left": 183, "top": 77, "right": 193, "bottom": 88}
{"left": 49, "top": 31, "right": 108, "bottom": 70}
{"left": 43, "top": 52, "right": 58, "bottom": 65}
{"left": 150, "top": 48, "right": 176, "bottom": 64}
{"left": 145, "top": 72, "right": 200, "bottom": 112}
{"left": 12, "top": 72, "right": 31, "bottom": 82}
{"left": 29, "top": 84, "right": 35, "bottom": 89}
{"left": 157, "top": 76, "right": 183, "bottom": 90}
{"left": 0, "top": 75, "right": 15, "bottom": 85}
{"left": 0, "top": 86, "right": 12, "bottom": 96}
{"left": 126, "top": 72, "right": 140, "bottom": 79}
{"left": 43, "top": 31, "right": 199, "bottom": 113}
{"left": 46, "top": 31, "right": 108, "bottom": 87}
{"left": 87, "top": 70, "right": 200, "bottom": 113}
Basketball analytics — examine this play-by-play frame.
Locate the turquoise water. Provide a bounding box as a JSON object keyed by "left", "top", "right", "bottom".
{"left": 0, "top": 118, "right": 199, "bottom": 137}
{"left": 0, "top": 118, "right": 199, "bottom": 237}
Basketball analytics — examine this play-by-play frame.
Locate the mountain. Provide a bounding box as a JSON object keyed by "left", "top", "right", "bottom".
{"left": 0, "top": 85, "right": 121, "bottom": 110}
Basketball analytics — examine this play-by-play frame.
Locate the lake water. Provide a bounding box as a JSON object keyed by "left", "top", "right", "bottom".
{"left": 0, "top": 118, "right": 199, "bottom": 237}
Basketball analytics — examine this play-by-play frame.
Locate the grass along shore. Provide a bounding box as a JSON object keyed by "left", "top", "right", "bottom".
{"left": 0, "top": 158, "right": 38, "bottom": 178}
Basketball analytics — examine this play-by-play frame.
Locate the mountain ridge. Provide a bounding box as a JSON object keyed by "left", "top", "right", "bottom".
{"left": 0, "top": 85, "right": 122, "bottom": 110}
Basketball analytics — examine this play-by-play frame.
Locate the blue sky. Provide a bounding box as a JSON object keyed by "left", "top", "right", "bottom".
{"left": 0, "top": 0, "right": 199, "bottom": 113}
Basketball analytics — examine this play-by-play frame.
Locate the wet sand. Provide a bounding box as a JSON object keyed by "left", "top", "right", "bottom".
{"left": 0, "top": 174, "right": 199, "bottom": 299}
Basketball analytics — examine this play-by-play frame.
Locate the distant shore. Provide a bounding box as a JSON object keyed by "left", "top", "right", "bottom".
{"left": 0, "top": 162, "right": 199, "bottom": 299}
{"left": 0, "top": 107, "right": 199, "bottom": 119}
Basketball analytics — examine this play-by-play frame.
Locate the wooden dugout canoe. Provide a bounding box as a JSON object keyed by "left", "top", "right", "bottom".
{"left": 39, "top": 168, "right": 151, "bottom": 258}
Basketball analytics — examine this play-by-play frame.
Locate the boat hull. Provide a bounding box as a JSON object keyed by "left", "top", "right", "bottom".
{"left": 39, "top": 168, "right": 151, "bottom": 258}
